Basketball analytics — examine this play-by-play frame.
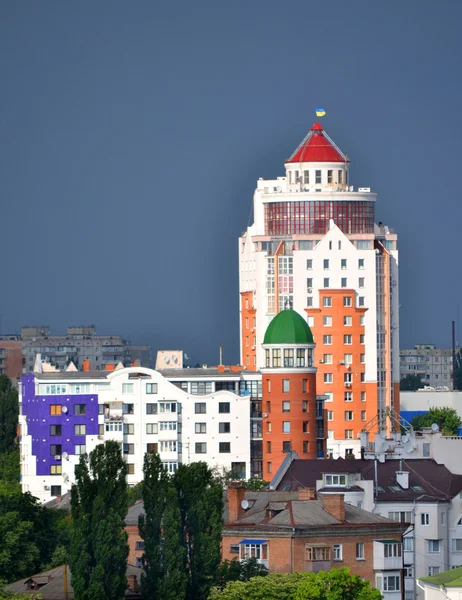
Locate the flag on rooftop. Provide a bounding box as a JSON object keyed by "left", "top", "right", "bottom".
{"left": 315, "top": 108, "right": 326, "bottom": 117}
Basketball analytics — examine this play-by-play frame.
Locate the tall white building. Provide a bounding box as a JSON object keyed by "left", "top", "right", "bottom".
{"left": 19, "top": 364, "right": 251, "bottom": 502}
{"left": 239, "top": 121, "right": 400, "bottom": 455}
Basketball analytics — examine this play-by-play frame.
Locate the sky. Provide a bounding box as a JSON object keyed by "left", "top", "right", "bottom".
{"left": 1, "top": 0, "right": 462, "bottom": 365}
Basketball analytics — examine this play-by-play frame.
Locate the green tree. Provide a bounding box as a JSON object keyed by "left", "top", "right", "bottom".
{"left": 158, "top": 486, "right": 187, "bottom": 600}
{"left": 411, "top": 406, "right": 461, "bottom": 435}
{"left": 138, "top": 452, "right": 170, "bottom": 599}
{"left": 455, "top": 348, "right": 462, "bottom": 390}
{"left": 400, "top": 373, "right": 424, "bottom": 391}
{"left": 0, "top": 376, "right": 19, "bottom": 454}
{"left": 0, "top": 449, "right": 20, "bottom": 495}
{"left": 0, "top": 512, "right": 39, "bottom": 582}
{"left": 209, "top": 569, "right": 381, "bottom": 600}
{"left": 215, "top": 558, "right": 268, "bottom": 589}
{"left": 70, "top": 441, "right": 128, "bottom": 600}
{"left": 173, "top": 462, "right": 223, "bottom": 600}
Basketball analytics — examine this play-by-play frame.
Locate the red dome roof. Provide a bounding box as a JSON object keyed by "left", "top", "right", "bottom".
{"left": 286, "top": 122, "right": 346, "bottom": 164}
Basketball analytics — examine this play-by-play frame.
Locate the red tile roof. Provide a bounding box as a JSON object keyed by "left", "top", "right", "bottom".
{"left": 286, "top": 122, "right": 346, "bottom": 164}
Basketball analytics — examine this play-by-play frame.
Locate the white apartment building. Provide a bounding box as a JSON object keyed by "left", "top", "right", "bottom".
{"left": 19, "top": 364, "right": 250, "bottom": 502}
{"left": 239, "top": 121, "right": 399, "bottom": 456}
{"left": 400, "top": 345, "right": 455, "bottom": 390}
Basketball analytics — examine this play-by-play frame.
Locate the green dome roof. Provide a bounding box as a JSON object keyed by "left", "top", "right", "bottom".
{"left": 263, "top": 309, "right": 314, "bottom": 345}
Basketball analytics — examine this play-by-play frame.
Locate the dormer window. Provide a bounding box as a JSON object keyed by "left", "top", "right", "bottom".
{"left": 325, "top": 474, "right": 346, "bottom": 486}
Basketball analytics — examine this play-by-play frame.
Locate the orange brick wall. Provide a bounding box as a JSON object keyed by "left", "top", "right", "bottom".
{"left": 241, "top": 291, "right": 257, "bottom": 371}
{"left": 126, "top": 524, "right": 143, "bottom": 565}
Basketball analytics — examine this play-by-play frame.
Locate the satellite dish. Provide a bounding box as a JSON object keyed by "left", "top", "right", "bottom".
{"left": 164, "top": 357, "right": 170, "bottom": 364}
{"left": 62, "top": 452, "right": 69, "bottom": 460}
{"left": 402, "top": 434, "right": 409, "bottom": 444}
{"left": 405, "top": 441, "right": 414, "bottom": 453}
{"left": 184, "top": 353, "right": 190, "bottom": 360}
{"left": 431, "top": 423, "right": 439, "bottom": 432}
{"left": 62, "top": 406, "right": 68, "bottom": 413}
{"left": 379, "top": 430, "right": 387, "bottom": 439}
{"left": 241, "top": 499, "right": 249, "bottom": 510}
{"left": 172, "top": 355, "right": 178, "bottom": 363}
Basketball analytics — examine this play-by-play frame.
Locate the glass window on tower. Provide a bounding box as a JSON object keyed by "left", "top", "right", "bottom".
{"left": 315, "top": 170, "right": 322, "bottom": 184}
{"left": 304, "top": 170, "right": 309, "bottom": 184}
{"left": 327, "top": 170, "right": 333, "bottom": 184}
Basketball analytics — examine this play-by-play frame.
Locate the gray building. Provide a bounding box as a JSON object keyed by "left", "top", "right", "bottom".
{"left": 400, "top": 344, "right": 454, "bottom": 389}
{"left": 0, "top": 325, "right": 151, "bottom": 373}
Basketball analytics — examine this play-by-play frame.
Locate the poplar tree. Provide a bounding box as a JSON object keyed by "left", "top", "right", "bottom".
{"left": 173, "top": 462, "right": 223, "bottom": 600}
{"left": 158, "top": 486, "right": 187, "bottom": 600}
{"left": 70, "top": 441, "right": 128, "bottom": 600}
{"left": 0, "top": 375, "right": 19, "bottom": 454}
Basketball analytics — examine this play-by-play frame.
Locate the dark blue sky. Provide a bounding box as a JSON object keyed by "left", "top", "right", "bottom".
{"left": 1, "top": 1, "right": 461, "bottom": 364}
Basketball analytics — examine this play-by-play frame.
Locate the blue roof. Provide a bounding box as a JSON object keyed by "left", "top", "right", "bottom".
{"left": 239, "top": 539, "right": 268, "bottom": 545}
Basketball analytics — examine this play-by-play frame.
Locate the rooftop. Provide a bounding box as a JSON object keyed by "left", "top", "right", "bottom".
{"left": 286, "top": 122, "right": 347, "bottom": 164}
{"left": 263, "top": 309, "right": 314, "bottom": 345}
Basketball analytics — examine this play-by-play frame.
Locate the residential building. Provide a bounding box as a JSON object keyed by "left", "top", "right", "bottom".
{"left": 239, "top": 121, "right": 399, "bottom": 458}
{"left": 417, "top": 565, "right": 462, "bottom": 599}
{"left": 0, "top": 340, "right": 23, "bottom": 383}
{"left": 272, "top": 456, "right": 462, "bottom": 600}
{"left": 400, "top": 344, "right": 455, "bottom": 390}
{"left": 0, "top": 324, "right": 151, "bottom": 373}
{"left": 19, "top": 363, "right": 250, "bottom": 501}
{"left": 221, "top": 482, "right": 406, "bottom": 599}
{"left": 260, "top": 307, "right": 326, "bottom": 480}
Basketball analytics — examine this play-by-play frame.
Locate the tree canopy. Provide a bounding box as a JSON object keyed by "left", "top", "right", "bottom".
{"left": 400, "top": 373, "right": 424, "bottom": 391}
{"left": 0, "top": 375, "right": 19, "bottom": 455}
{"left": 411, "top": 406, "right": 461, "bottom": 435}
{"left": 209, "top": 568, "right": 382, "bottom": 600}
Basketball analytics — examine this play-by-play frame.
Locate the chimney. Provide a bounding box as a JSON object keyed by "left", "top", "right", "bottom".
{"left": 298, "top": 487, "right": 316, "bottom": 500}
{"left": 82, "top": 359, "right": 90, "bottom": 372}
{"left": 395, "top": 471, "right": 409, "bottom": 490}
{"left": 321, "top": 494, "right": 345, "bottom": 522}
{"left": 227, "top": 482, "right": 246, "bottom": 524}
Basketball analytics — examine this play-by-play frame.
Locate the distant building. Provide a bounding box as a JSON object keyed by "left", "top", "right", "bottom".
{"left": 222, "top": 482, "right": 406, "bottom": 599}
{"left": 0, "top": 324, "right": 151, "bottom": 372}
{"left": 400, "top": 344, "right": 455, "bottom": 390}
{"left": 0, "top": 340, "right": 23, "bottom": 384}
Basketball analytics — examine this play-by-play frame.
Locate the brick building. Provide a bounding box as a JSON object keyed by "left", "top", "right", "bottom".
{"left": 223, "top": 482, "right": 407, "bottom": 599}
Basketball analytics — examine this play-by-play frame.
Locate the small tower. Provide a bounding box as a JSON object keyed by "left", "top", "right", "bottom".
{"left": 261, "top": 308, "right": 325, "bottom": 480}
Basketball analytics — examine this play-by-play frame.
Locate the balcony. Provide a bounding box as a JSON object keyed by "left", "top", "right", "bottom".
{"left": 305, "top": 560, "right": 331, "bottom": 573}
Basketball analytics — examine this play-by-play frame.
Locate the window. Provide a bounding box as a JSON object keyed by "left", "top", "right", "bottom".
{"left": 423, "top": 443, "right": 430, "bottom": 457}
{"left": 135, "top": 540, "right": 145, "bottom": 550}
{"left": 219, "top": 442, "right": 231, "bottom": 453}
{"left": 344, "top": 335, "right": 352, "bottom": 345}
{"left": 266, "top": 441, "right": 271, "bottom": 453}
{"left": 345, "top": 429, "right": 353, "bottom": 439}
{"left": 123, "top": 443, "right": 134, "bottom": 455}
{"left": 428, "top": 540, "right": 440, "bottom": 553}
{"left": 356, "top": 542, "right": 364, "bottom": 559}
{"left": 359, "top": 277, "right": 365, "bottom": 288}
{"left": 345, "top": 411, "right": 353, "bottom": 421}
{"left": 195, "top": 443, "right": 206, "bottom": 454}
{"left": 404, "top": 566, "right": 413, "bottom": 578}
{"left": 403, "top": 536, "right": 413, "bottom": 552}
{"left": 283, "top": 349, "right": 294, "bottom": 367}
{"left": 323, "top": 296, "right": 332, "bottom": 307}
{"left": 377, "top": 575, "right": 400, "bottom": 592}
{"left": 323, "top": 354, "right": 333, "bottom": 364}
{"left": 360, "top": 314, "right": 365, "bottom": 326}
{"left": 282, "top": 422, "right": 291, "bottom": 433}
{"left": 124, "top": 423, "right": 134, "bottom": 435}
{"left": 344, "top": 392, "right": 352, "bottom": 402}
{"left": 315, "top": 170, "right": 321, "bottom": 184}
{"left": 127, "top": 464, "right": 135, "bottom": 475}
{"left": 219, "top": 402, "right": 230, "bottom": 414}
{"left": 160, "top": 440, "right": 177, "bottom": 452}
{"left": 360, "top": 373, "right": 365, "bottom": 383}
{"left": 219, "top": 422, "right": 230, "bottom": 433}
{"left": 323, "top": 335, "right": 332, "bottom": 345}
{"left": 191, "top": 382, "right": 213, "bottom": 395}
{"left": 327, "top": 169, "right": 333, "bottom": 184}
{"left": 74, "top": 424, "right": 86, "bottom": 436}
{"left": 50, "top": 485, "right": 62, "bottom": 496}
{"left": 50, "top": 405, "right": 62, "bottom": 415}
{"left": 267, "top": 462, "right": 272, "bottom": 473}
{"left": 195, "top": 423, "right": 207, "bottom": 434}
{"left": 325, "top": 474, "right": 346, "bottom": 486}
{"left": 99, "top": 424, "right": 104, "bottom": 435}
{"left": 324, "top": 392, "right": 333, "bottom": 403}
{"left": 384, "top": 543, "right": 402, "bottom": 558}
{"left": 146, "top": 403, "right": 158, "bottom": 414}
{"left": 323, "top": 259, "right": 330, "bottom": 270}
{"left": 273, "top": 349, "right": 281, "bottom": 367}
{"left": 303, "top": 441, "right": 309, "bottom": 453}
{"left": 74, "top": 404, "right": 86, "bottom": 415}
{"left": 341, "top": 277, "right": 347, "bottom": 288}
{"left": 388, "top": 511, "right": 412, "bottom": 523}
{"left": 344, "top": 354, "right": 352, "bottom": 364}
{"left": 307, "top": 296, "right": 313, "bottom": 307}
{"left": 122, "top": 383, "right": 134, "bottom": 394}
{"left": 361, "top": 410, "right": 366, "bottom": 421}
{"left": 282, "top": 401, "right": 290, "bottom": 413}
{"left": 327, "top": 430, "right": 334, "bottom": 439}
{"left": 123, "top": 403, "right": 134, "bottom": 414}
{"left": 195, "top": 403, "right": 206, "bottom": 414}
{"left": 50, "top": 464, "right": 62, "bottom": 475}
{"left": 323, "top": 316, "right": 332, "bottom": 327}
{"left": 282, "top": 379, "right": 290, "bottom": 393}
{"left": 452, "top": 539, "right": 462, "bottom": 551}
{"left": 50, "top": 444, "right": 62, "bottom": 456}
{"left": 428, "top": 567, "right": 440, "bottom": 576}
{"left": 146, "top": 383, "right": 158, "bottom": 394}
{"left": 267, "top": 421, "right": 272, "bottom": 433}
{"left": 323, "top": 278, "right": 330, "bottom": 288}
{"left": 146, "top": 423, "right": 158, "bottom": 434}
{"left": 302, "top": 400, "right": 308, "bottom": 412}
{"left": 360, "top": 353, "right": 365, "bottom": 363}
{"left": 304, "top": 170, "right": 309, "bottom": 184}
{"left": 302, "top": 421, "right": 309, "bottom": 433}
{"left": 324, "top": 373, "right": 333, "bottom": 383}
{"left": 421, "top": 513, "right": 430, "bottom": 525}
{"left": 343, "top": 296, "right": 352, "bottom": 307}
{"left": 344, "top": 316, "right": 352, "bottom": 326}
{"left": 327, "top": 411, "right": 334, "bottom": 421}
{"left": 333, "top": 544, "right": 342, "bottom": 560}
{"left": 358, "top": 259, "right": 365, "bottom": 269}
{"left": 361, "top": 391, "right": 366, "bottom": 402}
{"left": 50, "top": 425, "right": 62, "bottom": 435}
{"left": 297, "top": 349, "right": 306, "bottom": 367}
{"left": 306, "top": 546, "right": 330, "bottom": 561}
{"left": 39, "top": 384, "right": 68, "bottom": 394}
{"left": 283, "top": 441, "right": 291, "bottom": 453}
{"left": 358, "top": 296, "right": 365, "bottom": 307}
{"left": 74, "top": 444, "right": 86, "bottom": 455}
{"left": 147, "top": 443, "right": 158, "bottom": 453}
{"left": 159, "top": 421, "right": 177, "bottom": 432}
